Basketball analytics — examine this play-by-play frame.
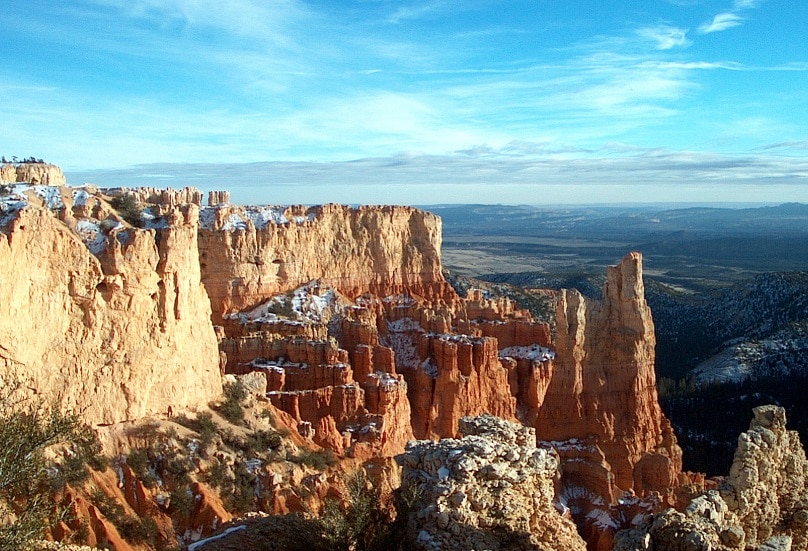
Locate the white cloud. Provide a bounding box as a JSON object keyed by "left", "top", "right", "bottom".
{"left": 386, "top": 0, "right": 448, "bottom": 23}
{"left": 699, "top": 12, "right": 743, "bottom": 34}
{"left": 637, "top": 25, "right": 691, "bottom": 50}
{"left": 733, "top": 0, "right": 762, "bottom": 9}
{"left": 65, "top": 149, "right": 808, "bottom": 206}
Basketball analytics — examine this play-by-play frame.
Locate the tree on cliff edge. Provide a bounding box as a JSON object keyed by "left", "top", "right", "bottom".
{"left": 0, "top": 382, "right": 83, "bottom": 549}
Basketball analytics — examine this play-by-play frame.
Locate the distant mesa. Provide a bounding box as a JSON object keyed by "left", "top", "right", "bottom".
{"left": 1, "top": 160, "right": 66, "bottom": 186}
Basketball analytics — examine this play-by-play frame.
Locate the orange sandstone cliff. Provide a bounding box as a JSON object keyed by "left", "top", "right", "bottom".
{"left": 0, "top": 184, "right": 222, "bottom": 424}
{"left": 1, "top": 176, "right": 695, "bottom": 548}
{"left": 197, "top": 203, "right": 455, "bottom": 324}
{"left": 538, "top": 252, "right": 681, "bottom": 496}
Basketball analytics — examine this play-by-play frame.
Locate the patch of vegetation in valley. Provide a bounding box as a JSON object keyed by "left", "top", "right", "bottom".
{"left": 648, "top": 272, "right": 808, "bottom": 379}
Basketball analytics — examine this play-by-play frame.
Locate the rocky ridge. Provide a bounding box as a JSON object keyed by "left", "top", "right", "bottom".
{"left": 0, "top": 171, "right": 753, "bottom": 549}
{"left": 1, "top": 162, "right": 66, "bottom": 186}
{"left": 0, "top": 182, "right": 221, "bottom": 424}
{"left": 614, "top": 405, "right": 808, "bottom": 551}
{"left": 398, "top": 414, "right": 586, "bottom": 550}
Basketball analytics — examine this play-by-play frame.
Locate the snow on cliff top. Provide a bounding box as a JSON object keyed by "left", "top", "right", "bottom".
{"left": 1, "top": 183, "right": 64, "bottom": 215}
{"left": 199, "top": 205, "right": 316, "bottom": 230}
{"left": 499, "top": 344, "right": 555, "bottom": 361}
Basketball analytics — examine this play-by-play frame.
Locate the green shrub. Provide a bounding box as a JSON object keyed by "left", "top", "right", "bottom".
{"left": 91, "top": 490, "right": 155, "bottom": 544}
{"left": 228, "top": 462, "right": 256, "bottom": 513}
{"left": 218, "top": 382, "right": 247, "bottom": 425}
{"left": 293, "top": 448, "right": 338, "bottom": 471}
{"left": 176, "top": 411, "right": 218, "bottom": 447}
{"left": 206, "top": 458, "right": 229, "bottom": 490}
{"left": 125, "top": 449, "right": 159, "bottom": 488}
{"left": 109, "top": 194, "right": 141, "bottom": 226}
{"left": 319, "top": 471, "right": 393, "bottom": 551}
{"left": 0, "top": 384, "right": 84, "bottom": 548}
{"left": 168, "top": 487, "right": 195, "bottom": 516}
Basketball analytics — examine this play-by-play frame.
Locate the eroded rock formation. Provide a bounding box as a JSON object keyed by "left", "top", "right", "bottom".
{"left": 0, "top": 185, "right": 222, "bottom": 424}
{"left": 614, "top": 405, "right": 808, "bottom": 551}
{"left": 538, "top": 253, "right": 683, "bottom": 502}
{"left": 1, "top": 162, "right": 66, "bottom": 185}
{"left": 197, "top": 203, "right": 455, "bottom": 324}
{"left": 398, "top": 414, "right": 586, "bottom": 550}
{"left": 2, "top": 175, "right": 722, "bottom": 549}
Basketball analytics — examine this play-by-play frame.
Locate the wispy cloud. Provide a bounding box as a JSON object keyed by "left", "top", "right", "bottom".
{"left": 756, "top": 141, "right": 808, "bottom": 151}
{"left": 66, "top": 148, "right": 808, "bottom": 206}
{"left": 637, "top": 25, "right": 691, "bottom": 50}
{"left": 699, "top": 12, "right": 743, "bottom": 34}
{"left": 386, "top": 0, "right": 448, "bottom": 23}
{"left": 698, "top": 0, "right": 764, "bottom": 34}
{"left": 733, "top": 0, "right": 763, "bottom": 9}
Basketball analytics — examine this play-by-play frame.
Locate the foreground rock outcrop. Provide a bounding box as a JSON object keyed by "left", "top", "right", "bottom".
{"left": 614, "top": 405, "right": 808, "bottom": 551}
{"left": 398, "top": 414, "right": 586, "bottom": 551}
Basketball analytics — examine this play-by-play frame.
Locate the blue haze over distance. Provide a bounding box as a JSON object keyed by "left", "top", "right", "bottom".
{"left": 1, "top": 0, "right": 807, "bottom": 205}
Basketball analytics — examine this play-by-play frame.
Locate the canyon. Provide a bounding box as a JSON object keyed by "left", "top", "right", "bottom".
{"left": 1, "top": 165, "right": 805, "bottom": 550}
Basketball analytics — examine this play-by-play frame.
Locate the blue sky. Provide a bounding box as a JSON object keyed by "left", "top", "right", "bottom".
{"left": 1, "top": 0, "right": 807, "bottom": 205}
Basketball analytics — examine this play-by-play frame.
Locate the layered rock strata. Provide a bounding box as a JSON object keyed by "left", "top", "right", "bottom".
{"left": 0, "top": 162, "right": 66, "bottom": 185}
{"left": 398, "top": 414, "right": 586, "bottom": 550}
{"left": 538, "top": 252, "right": 682, "bottom": 499}
{"left": 0, "top": 185, "right": 222, "bottom": 424}
{"left": 2, "top": 176, "right": 699, "bottom": 547}
{"left": 197, "top": 203, "right": 456, "bottom": 324}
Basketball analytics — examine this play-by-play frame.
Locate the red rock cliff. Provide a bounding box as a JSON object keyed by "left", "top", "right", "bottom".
{"left": 537, "top": 252, "right": 681, "bottom": 496}
{"left": 198, "top": 203, "right": 455, "bottom": 323}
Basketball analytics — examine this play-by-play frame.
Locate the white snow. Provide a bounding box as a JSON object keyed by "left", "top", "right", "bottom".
{"left": 198, "top": 205, "right": 311, "bottom": 231}
{"left": 187, "top": 525, "right": 247, "bottom": 550}
{"left": 1, "top": 185, "right": 29, "bottom": 227}
{"left": 75, "top": 219, "right": 108, "bottom": 254}
{"left": 384, "top": 331, "right": 420, "bottom": 370}
{"left": 691, "top": 347, "right": 751, "bottom": 385}
{"left": 387, "top": 317, "right": 423, "bottom": 332}
{"left": 561, "top": 485, "right": 606, "bottom": 507}
{"left": 32, "top": 185, "right": 64, "bottom": 209}
{"left": 371, "top": 370, "right": 400, "bottom": 391}
{"left": 499, "top": 344, "right": 555, "bottom": 362}
{"left": 586, "top": 508, "right": 618, "bottom": 529}
{"left": 420, "top": 358, "right": 438, "bottom": 378}
{"left": 221, "top": 213, "right": 248, "bottom": 231}
{"left": 244, "top": 206, "right": 289, "bottom": 227}
{"left": 71, "top": 188, "right": 91, "bottom": 207}
{"left": 199, "top": 207, "right": 217, "bottom": 229}
{"left": 245, "top": 458, "right": 263, "bottom": 474}
{"left": 235, "top": 282, "right": 340, "bottom": 324}
{"left": 140, "top": 208, "right": 169, "bottom": 229}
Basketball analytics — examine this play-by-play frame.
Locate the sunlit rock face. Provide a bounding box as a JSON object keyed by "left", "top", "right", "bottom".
{"left": 1, "top": 162, "right": 66, "bottom": 186}
{"left": 1, "top": 172, "right": 710, "bottom": 549}
{"left": 0, "top": 185, "right": 221, "bottom": 425}
{"left": 538, "top": 252, "right": 682, "bottom": 494}
{"left": 196, "top": 203, "right": 455, "bottom": 325}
